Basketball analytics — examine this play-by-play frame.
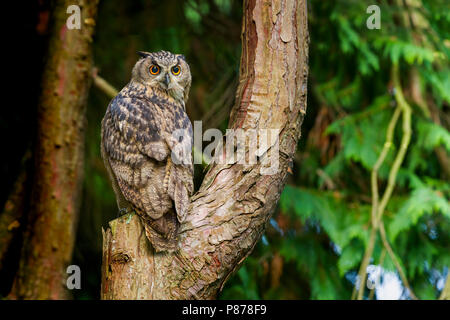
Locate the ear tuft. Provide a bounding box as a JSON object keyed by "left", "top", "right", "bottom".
{"left": 137, "top": 51, "right": 149, "bottom": 58}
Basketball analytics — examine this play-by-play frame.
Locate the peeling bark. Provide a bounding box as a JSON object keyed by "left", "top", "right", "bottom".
{"left": 102, "top": 0, "right": 309, "bottom": 300}
{"left": 9, "top": 0, "right": 98, "bottom": 299}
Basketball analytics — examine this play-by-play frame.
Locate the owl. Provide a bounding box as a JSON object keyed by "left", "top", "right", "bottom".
{"left": 101, "top": 50, "right": 194, "bottom": 252}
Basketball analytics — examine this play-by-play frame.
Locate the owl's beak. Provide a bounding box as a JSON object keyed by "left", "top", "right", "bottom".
{"left": 164, "top": 73, "right": 170, "bottom": 87}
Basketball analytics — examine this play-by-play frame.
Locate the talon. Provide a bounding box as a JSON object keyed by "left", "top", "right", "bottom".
{"left": 118, "top": 207, "right": 129, "bottom": 216}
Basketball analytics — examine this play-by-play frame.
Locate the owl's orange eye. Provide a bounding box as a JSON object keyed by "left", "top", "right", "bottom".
{"left": 149, "top": 65, "right": 160, "bottom": 75}
{"left": 171, "top": 65, "right": 181, "bottom": 75}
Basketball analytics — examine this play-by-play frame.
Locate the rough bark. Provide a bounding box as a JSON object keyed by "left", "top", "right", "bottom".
{"left": 9, "top": 0, "right": 98, "bottom": 299}
{"left": 0, "top": 151, "right": 31, "bottom": 273}
{"left": 101, "top": 0, "right": 309, "bottom": 300}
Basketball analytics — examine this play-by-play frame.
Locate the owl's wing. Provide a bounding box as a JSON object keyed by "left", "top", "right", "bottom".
{"left": 103, "top": 93, "right": 170, "bottom": 219}
{"left": 166, "top": 127, "right": 194, "bottom": 223}
{"left": 159, "top": 99, "right": 194, "bottom": 223}
{"left": 107, "top": 95, "right": 169, "bottom": 163}
{"left": 103, "top": 92, "right": 193, "bottom": 223}
{"left": 167, "top": 162, "right": 193, "bottom": 223}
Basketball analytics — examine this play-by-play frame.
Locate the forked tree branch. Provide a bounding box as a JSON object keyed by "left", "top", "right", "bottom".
{"left": 354, "top": 64, "right": 416, "bottom": 300}
{"left": 101, "top": 0, "right": 309, "bottom": 299}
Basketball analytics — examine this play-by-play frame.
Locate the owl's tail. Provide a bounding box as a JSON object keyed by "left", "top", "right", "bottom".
{"left": 136, "top": 207, "right": 179, "bottom": 253}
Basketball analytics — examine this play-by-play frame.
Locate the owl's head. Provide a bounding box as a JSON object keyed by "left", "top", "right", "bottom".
{"left": 132, "top": 50, "right": 192, "bottom": 105}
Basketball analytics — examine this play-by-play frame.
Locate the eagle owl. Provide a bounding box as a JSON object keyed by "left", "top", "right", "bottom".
{"left": 101, "top": 50, "right": 194, "bottom": 252}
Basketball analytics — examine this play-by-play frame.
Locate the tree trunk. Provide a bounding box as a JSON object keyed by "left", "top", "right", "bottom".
{"left": 0, "top": 151, "right": 31, "bottom": 273}
{"left": 101, "top": 0, "right": 309, "bottom": 300}
{"left": 9, "top": 0, "right": 98, "bottom": 299}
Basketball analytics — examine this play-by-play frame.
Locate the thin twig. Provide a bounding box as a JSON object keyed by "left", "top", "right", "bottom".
{"left": 354, "top": 106, "right": 401, "bottom": 300}
{"left": 372, "top": 107, "right": 402, "bottom": 227}
{"left": 368, "top": 249, "right": 386, "bottom": 300}
{"left": 354, "top": 64, "right": 416, "bottom": 300}
{"left": 353, "top": 227, "right": 377, "bottom": 300}
{"left": 92, "top": 70, "right": 118, "bottom": 98}
{"left": 376, "top": 65, "right": 417, "bottom": 299}
{"left": 376, "top": 65, "right": 412, "bottom": 223}
{"left": 379, "top": 221, "right": 417, "bottom": 299}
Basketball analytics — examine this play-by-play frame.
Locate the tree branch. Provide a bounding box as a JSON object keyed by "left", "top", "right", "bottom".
{"left": 101, "top": 0, "right": 309, "bottom": 299}
{"left": 353, "top": 105, "right": 401, "bottom": 300}
{"left": 354, "top": 64, "right": 416, "bottom": 300}
{"left": 92, "top": 70, "right": 118, "bottom": 99}
{"left": 368, "top": 249, "right": 385, "bottom": 300}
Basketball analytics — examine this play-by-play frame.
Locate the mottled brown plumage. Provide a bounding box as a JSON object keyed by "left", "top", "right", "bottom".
{"left": 101, "top": 50, "right": 193, "bottom": 252}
